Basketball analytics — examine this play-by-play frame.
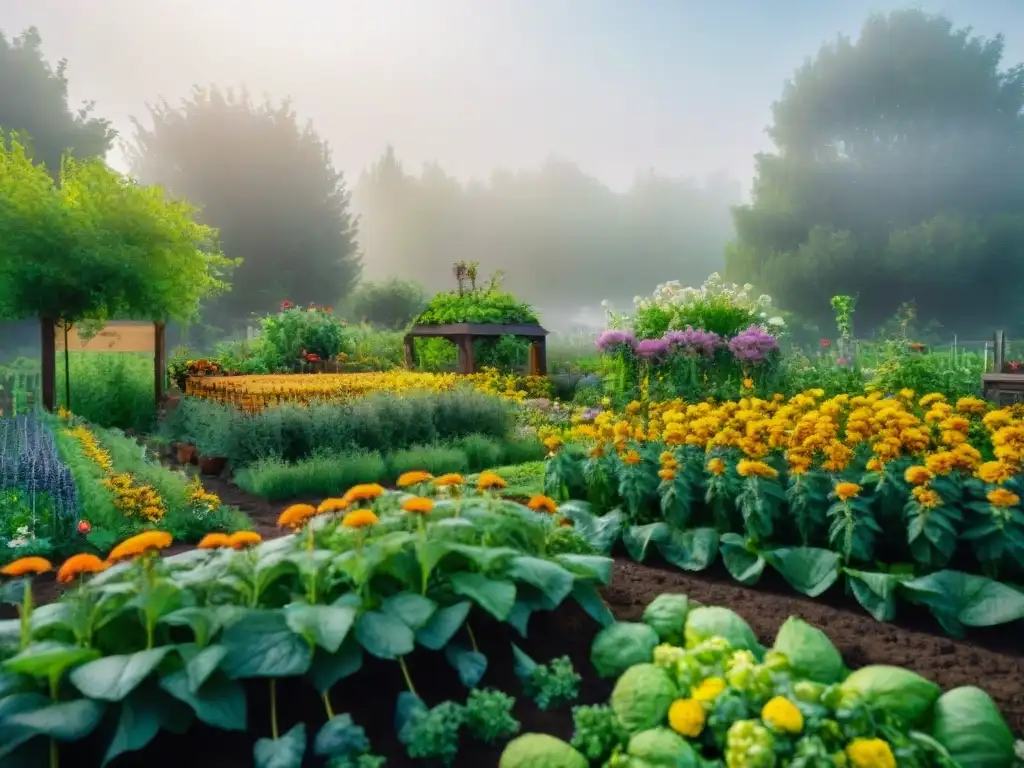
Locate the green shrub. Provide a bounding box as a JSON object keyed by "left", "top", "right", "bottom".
{"left": 457, "top": 434, "right": 505, "bottom": 470}
{"left": 234, "top": 451, "right": 389, "bottom": 501}
{"left": 500, "top": 437, "right": 547, "bottom": 465}
{"left": 58, "top": 353, "right": 155, "bottom": 432}
{"left": 387, "top": 444, "right": 470, "bottom": 478}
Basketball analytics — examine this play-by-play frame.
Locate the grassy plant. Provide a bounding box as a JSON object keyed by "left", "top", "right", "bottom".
{"left": 234, "top": 451, "right": 389, "bottom": 501}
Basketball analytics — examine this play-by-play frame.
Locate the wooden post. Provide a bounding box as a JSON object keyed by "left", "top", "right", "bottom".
{"left": 154, "top": 321, "right": 166, "bottom": 406}
{"left": 529, "top": 337, "right": 548, "bottom": 376}
{"left": 458, "top": 336, "right": 475, "bottom": 374}
{"left": 403, "top": 335, "right": 415, "bottom": 370}
{"left": 40, "top": 317, "right": 56, "bottom": 411}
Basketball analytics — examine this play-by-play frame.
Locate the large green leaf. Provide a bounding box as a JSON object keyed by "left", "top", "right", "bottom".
{"left": 354, "top": 611, "right": 415, "bottom": 660}
{"left": 571, "top": 583, "right": 615, "bottom": 628}
{"left": 764, "top": 547, "right": 840, "bottom": 597}
{"left": 254, "top": 722, "right": 306, "bottom": 768}
{"left": 553, "top": 554, "right": 613, "bottom": 585}
{"left": 844, "top": 568, "right": 903, "bottom": 622}
{"left": 719, "top": 534, "right": 765, "bottom": 585}
{"left": 70, "top": 648, "right": 172, "bottom": 702}
{"left": 284, "top": 604, "right": 356, "bottom": 654}
{"left": 102, "top": 686, "right": 187, "bottom": 766}
{"left": 507, "top": 556, "right": 575, "bottom": 609}
{"left": 177, "top": 643, "right": 227, "bottom": 693}
{"left": 772, "top": 617, "right": 844, "bottom": 684}
{"left": 901, "top": 570, "right": 1024, "bottom": 636}
{"left": 444, "top": 643, "right": 488, "bottom": 688}
{"left": 930, "top": 686, "right": 1016, "bottom": 767}
{"left": 220, "top": 610, "right": 313, "bottom": 679}
{"left": 313, "top": 714, "right": 370, "bottom": 758}
{"left": 3, "top": 698, "right": 106, "bottom": 741}
{"left": 450, "top": 572, "right": 516, "bottom": 621}
{"left": 559, "top": 502, "right": 623, "bottom": 554}
{"left": 309, "top": 636, "right": 364, "bottom": 694}
{"left": 656, "top": 527, "right": 719, "bottom": 571}
{"left": 160, "top": 669, "right": 247, "bottom": 732}
{"left": 0, "top": 692, "right": 49, "bottom": 757}
{"left": 2, "top": 642, "right": 100, "bottom": 681}
{"left": 415, "top": 602, "right": 471, "bottom": 651}
{"left": 159, "top": 606, "right": 234, "bottom": 647}
{"left": 381, "top": 593, "right": 438, "bottom": 630}
{"left": 622, "top": 523, "right": 667, "bottom": 562}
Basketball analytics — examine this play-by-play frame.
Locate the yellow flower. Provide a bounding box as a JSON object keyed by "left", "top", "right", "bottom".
{"left": 743, "top": 378, "right": 754, "bottom": 389}
{"left": 278, "top": 503, "right": 317, "bottom": 529}
{"left": 691, "top": 677, "right": 727, "bottom": 703}
{"left": 706, "top": 457, "right": 726, "bottom": 476}
{"left": 1, "top": 556, "right": 54, "bottom": 577}
{"left": 228, "top": 531, "right": 262, "bottom": 549}
{"left": 401, "top": 496, "right": 434, "bottom": 515}
{"left": 108, "top": 531, "right": 173, "bottom": 562}
{"left": 527, "top": 495, "right": 558, "bottom": 514}
{"left": 912, "top": 485, "right": 942, "bottom": 509}
{"left": 845, "top": 737, "right": 896, "bottom": 768}
{"left": 343, "top": 484, "right": 386, "bottom": 504}
{"left": 621, "top": 450, "right": 643, "bottom": 466}
{"left": 477, "top": 471, "right": 507, "bottom": 491}
{"left": 658, "top": 468, "right": 676, "bottom": 481}
{"left": 987, "top": 487, "right": 1020, "bottom": 508}
{"left": 865, "top": 457, "right": 884, "bottom": 472}
{"left": 976, "top": 461, "right": 1015, "bottom": 484}
{"left": 56, "top": 554, "right": 107, "bottom": 583}
{"left": 317, "top": 497, "right": 350, "bottom": 515}
{"left": 543, "top": 435, "right": 564, "bottom": 453}
{"left": 761, "top": 695, "right": 803, "bottom": 734}
{"left": 737, "top": 459, "right": 778, "bottom": 479}
{"left": 397, "top": 471, "right": 433, "bottom": 487}
{"left": 197, "top": 533, "right": 232, "bottom": 550}
{"left": 903, "top": 465, "right": 933, "bottom": 485}
{"left": 342, "top": 510, "right": 379, "bottom": 528}
{"left": 834, "top": 482, "right": 861, "bottom": 502}
{"left": 667, "top": 698, "right": 706, "bottom": 738}
{"left": 434, "top": 473, "right": 465, "bottom": 487}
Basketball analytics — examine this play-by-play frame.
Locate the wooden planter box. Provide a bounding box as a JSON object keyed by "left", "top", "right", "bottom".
{"left": 403, "top": 322, "right": 549, "bottom": 375}
{"left": 982, "top": 374, "right": 1024, "bottom": 406}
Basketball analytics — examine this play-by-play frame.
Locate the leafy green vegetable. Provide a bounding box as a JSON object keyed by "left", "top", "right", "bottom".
{"left": 930, "top": 686, "right": 1016, "bottom": 767}
{"left": 498, "top": 733, "right": 589, "bottom": 768}
{"left": 591, "top": 622, "right": 660, "bottom": 679}
{"left": 624, "top": 727, "right": 700, "bottom": 767}
{"left": 838, "top": 665, "right": 940, "bottom": 725}
{"left": 771, "top": 617, "right": 844, "bottom": 684}
{"left": 570, "top": 704, "right": 628, "bottom": 763}
{"left": 724, "top": 720, "right": 775, "bottom": 768}
{"left": 464, "top": 688, "right": 520, "bottom": 744}
{"left": 404, "top": 700, "right": 465, "bottom": 766}
{"left": 641, "top": 593, "right": 690, "bottom": 644}
{"left": 524, "top": 656, "right": 581, "bottom": 711}
{"left": 610, "top": 663, "right": 677, "bottom": 734}
{"left": 684, "top": 606, "right": 761, "bottom": 655}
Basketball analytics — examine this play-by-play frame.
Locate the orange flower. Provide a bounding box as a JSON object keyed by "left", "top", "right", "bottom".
{"left": 108, "top": 531, "right": 173, "bottom": 562}
{"left": 543, "top": 435, "right": 564, "bottom": 453}
{"left": 397, "top": 471, "right": 433, "bottom": 488}
{"left": 317, "top": 498, "right": 349, "bottom": 515}
{"left": 736, "top": 459, "right": 778, "bottom": 479}
{"left": 912, "top": 486, "right": 942, "bottom": 509}
{"left": 228, "top": 531, "right": 263, "bottom": 549}
{"left": 706, "top": 457, "right": 726, "bottom": 476}
{"left": 477, "top": 471, "right": 507, "bottom": 491}
{"left": 1, "top": 556, "right": 53, "bottom": 577}
{"left": 987, "top": 488, "right": 1020, "bottom": 508}
{"left": 834, "top": 482, "right": 862, "bottom": 502}
{"left": 527, "top": 495, "right": 558, "bottom": 514}
{"left": 56, "top": 554, "right": 108, "bottom": 584}
{"left": 278, "top": 503, "right": 317, "bottom": 529}
{"left": 904, "top": 466, "right": 933, "bottom": 485}
{"left": 621, "top": 450, "right": 642, "bottom": 466}
{"left": 401, "top": 496, "right": 434, "bottom": 515}
{"left": 343, "top": 484, "right": 386, "bottom": 504}
{"left": 197, "top": 533, "right": 232, "bottom": 550}
{"left": 342, "top": 510, "right": 379, "bottom": 528}
{"left": 658, "top": 468, "right": 676, "bottom": 482}
{"left": 434, "top": 473, "right": 465, "bottom": 487}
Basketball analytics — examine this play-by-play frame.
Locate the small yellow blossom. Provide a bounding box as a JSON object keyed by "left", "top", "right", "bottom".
{"left": 667, "top": 698, "right": 706, "bottom": 738}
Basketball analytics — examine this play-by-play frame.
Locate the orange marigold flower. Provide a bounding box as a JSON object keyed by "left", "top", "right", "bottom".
{"left": 433, "top": 473, "right": 465, "bottom": 487}
{"left": 834, "top": 482, "right": 862, "bottom": 502}
{"left": 527, "top": 495, "right": 558, "bottom": 514}
{"left": 401, "top": 496, "right": 434, "bottom": 515}
{"left": 621, "top": 450, "right": 643, "bottom": 466}
{"left": 987, "top": 488, "right": 1020, "bottom": 508}
{"left": 976, "top": 461, "right": 1015, "bottom": 485}
{"left": 912, "top": 485, "right": 942, "bottom": 509}
{"left": 108, "top": 531, "right": 173, "bottom": 562}
{"left": 343, "top": 484, "right": 386, "bottom": 504}
{"left": 197, "top": 533, "right": 232, "bottom": 550}
{"left": 543, "top": 435, "right": 564, "bottom": 453}
{"left": 228, "top": 531, "right": 263, "bottom": 549}
{"left": 342, "top": 509, "right": 379, "bottom": 528}
{"left": 866, "top": 457, "right": 884, "bottom": 472}
{"left": 317, "top": 497, "right": 349, "bottom": 515}
{"left": 736, "top": 459, "right": 778, "bottom": 479}
{"left": 903, "top": 465, "right": 933, "bottom": 485}
{"left": 0, "top": 556, "right": 53, "bottom": 577}
{"left": 278, "top": 503, "right": 317, "bottom": 529}
{"left": 658, "top": 468, "right": 676, "bottom": 481}
{"left": 706, "top": 457, "right": 726, "bottom": 476}
{"left": 397, "top": 471, "right": 433, "bottom": 488}
{"left": 56, "top": 554, "right": 107, "bottom": 583}
{"left": 477, "top": 471, "right": 507, "bottom": 490}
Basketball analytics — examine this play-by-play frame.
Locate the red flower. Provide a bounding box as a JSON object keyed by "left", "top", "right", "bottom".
{"left": 1010, "top": 361, "right": 1023, "bottom": 372}
{"left": 305, "top": 353, "right": 321, "bottom": 362}
{"left": 77, "top": 520, "right": 91, "bottom": 535}
{"left": 280, "top": 300, "right": 294, "bottom": 310}
{"left": 820, "top": 338, "right": 831, "bottom": 348}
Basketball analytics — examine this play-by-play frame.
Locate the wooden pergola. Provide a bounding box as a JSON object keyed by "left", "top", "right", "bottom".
{"left": 403, "top": 322, "right": 549, "bottom": 375}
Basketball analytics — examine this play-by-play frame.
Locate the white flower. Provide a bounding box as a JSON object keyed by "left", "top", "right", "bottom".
{"left": 767, "top": 316, "right": 786, "bottom": 326}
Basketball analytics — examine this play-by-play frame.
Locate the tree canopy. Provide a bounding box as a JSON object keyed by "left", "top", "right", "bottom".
{"left": 0, "top": 27, "right": 113, "bottom": 173}
{"left": 726, "top": 9, "right": 1024, "bottom": 335}
{"left": 0, "top": 135, "right": 234, "bottom": 324}
{"left": 353, "top": 147, "right": 740, "bottom": 319}
{"left": 127, "top": 87, "right": 360, "bottom": 330}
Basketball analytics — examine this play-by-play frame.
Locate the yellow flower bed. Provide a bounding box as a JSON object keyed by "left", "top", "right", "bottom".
{"left": 185, "top": 368, "right": 552, "bottom": 410}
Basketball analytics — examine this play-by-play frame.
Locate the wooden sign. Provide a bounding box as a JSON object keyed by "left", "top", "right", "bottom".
{"left": 54, "top": 321, "right": 156, "bottom": 353}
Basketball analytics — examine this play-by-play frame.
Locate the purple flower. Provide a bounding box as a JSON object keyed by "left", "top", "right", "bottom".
{"left": 636, "top": 338, "right": 669, "bottom": 360}
{"left": 727, "top": 324, "right": 779, "bottom": 363}
{"left": 596, "top": 329, "right": 637, "bottom": 353}
{"left": 663, "top": 327, "right": 722, "bottom": 357}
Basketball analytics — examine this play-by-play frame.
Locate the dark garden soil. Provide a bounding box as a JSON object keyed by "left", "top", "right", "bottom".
{"left": 4, "top": 469, "right": 1024, "bottom": 765}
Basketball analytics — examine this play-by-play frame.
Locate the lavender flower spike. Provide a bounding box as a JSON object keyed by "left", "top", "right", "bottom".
{"left": 727, "top": 324, "right": 779, "bottom": 363}
{"left": 636, "top": 338, "right": 669, "bottom": 360}
{"left": 664, "top": 326, "right": 722, "bottom": 357}
{"left": 596, "top": 329, "right": 638, "bottom": 353}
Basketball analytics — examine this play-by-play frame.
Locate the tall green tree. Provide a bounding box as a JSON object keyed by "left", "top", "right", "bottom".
{"left": 727, "top": 10, "right": 1024, "bottom": 334}
{"left": 0, "top": 27, "right": 113, "bottom": 174}
{"left": 127, "top": 86, "right": 360, "bottom": 329}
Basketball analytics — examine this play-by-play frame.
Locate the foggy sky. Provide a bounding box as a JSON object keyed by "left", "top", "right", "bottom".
{"left": 3, "top": 0, "right": 1023, "bottom": 193}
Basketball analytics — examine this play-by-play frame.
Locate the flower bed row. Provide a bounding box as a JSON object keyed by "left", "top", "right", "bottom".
{"left": 185, "top": 369, "right": 553, "bottom": 411}
{"left": 539, "top": 390, "right": 1024, "bottom": 634}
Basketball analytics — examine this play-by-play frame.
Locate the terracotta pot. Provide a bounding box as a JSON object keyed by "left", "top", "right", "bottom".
{"left": 198, "top": 456, "right": 227, "bottom": 476}
{"left": 175, "top": 443, "right": 197, "bottom": 464}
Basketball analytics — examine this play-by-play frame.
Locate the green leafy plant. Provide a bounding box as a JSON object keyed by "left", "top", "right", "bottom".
{"left": 464, "top": 688, "right": 520, "bottom": 744}
{"left": 514, "top": 648, "right": 581, "bottom": 711}
{"left": 570, "top": 703, "right": 627, "bottom": 762}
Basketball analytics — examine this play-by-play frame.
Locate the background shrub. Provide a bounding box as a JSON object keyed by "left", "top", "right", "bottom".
{"left": 234, "top": 451, "right": 389, "bottom": 501}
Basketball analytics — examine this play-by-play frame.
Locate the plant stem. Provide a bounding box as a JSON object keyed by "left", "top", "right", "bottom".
{"left": 49, "top": 738, "right": 58, "bottom": 768}
{"left": 20, "top": 579, "right": 32, "bottom": 650}
{"left": 269, "top": 679, "right": 279, "bottom": 740}
{"left": 322, "top": 692, "right": 335, "bottom": 720}
{"left": 397, "top": 656, "right": 418, "bottom": 697}
{"left": 466, "top": 622, "right": 479, "bottom": 653}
